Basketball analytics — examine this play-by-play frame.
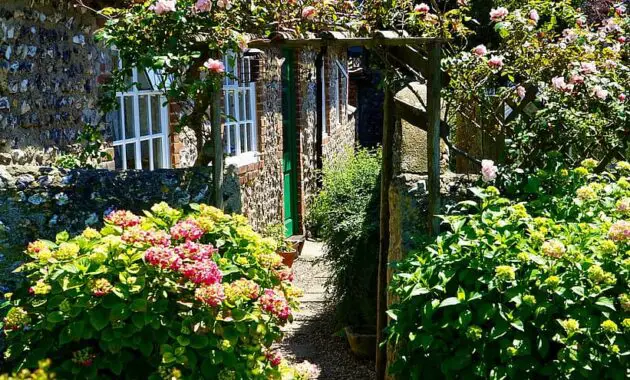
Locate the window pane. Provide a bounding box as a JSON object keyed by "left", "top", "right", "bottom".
{"left": 240, "top": 124, "right": 247, "bottom": 153}
{"left": 137, "top": 69, "right": 153, "bottom": 91}
{"left": 247, "top": 123, "right": 255, "bottom": 152}
{"left": 111, "top": 107, "right": 123, "bottom": 141}
{"left": 151, "top": 96, "right": 162, "bottom": 134}
{"left": 229, "top": 125, "right": 236, "bottom": 155}
{"left": 238, "top": 90, "right": 245, "bottom": 122}
{"left": 125, "top": 143, "right": 136, "bottom": 170}
{"left": 153, "top": 138, "right": 164, "bottom": 169}
{"left": 124, "top": 96, "right": 135, "bottom": 139}
{"left": 139, "top": 95, "right": 150, "bottom": 136}
{"left": 114, "top": 145, "right": 124, "bottom": 170}
{"left": 227, "top": 91, "right": 235, "bottom": 119}
{"left": 141, "top": 140, "right": 150, "bottom": 170}
{"left": 245, "top": 89, "right": 252, "bottom": 120}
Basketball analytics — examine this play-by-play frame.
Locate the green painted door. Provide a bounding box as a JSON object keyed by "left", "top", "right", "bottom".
{"left": 282, "top": 50, "right": 298, "bottom": 238}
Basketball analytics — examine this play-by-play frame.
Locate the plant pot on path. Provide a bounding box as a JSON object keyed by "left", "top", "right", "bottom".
{"left": 279, "top": 249, "right": 298, "bottom": 267}
{"left": 344, "top": 326, "right": 377, "bottom": 359}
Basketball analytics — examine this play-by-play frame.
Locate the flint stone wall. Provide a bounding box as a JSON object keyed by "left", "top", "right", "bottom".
{"left": 0, "top": 0, "right": 108, "bottom": 165}
{"left": 0, "top": 165, "right": 245, "bottom": 290}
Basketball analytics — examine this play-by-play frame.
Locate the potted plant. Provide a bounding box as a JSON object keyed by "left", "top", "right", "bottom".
{"left": 264, "top": 224, "right": 299, "bottom": 267}
{"left": 344, "top": 326, "right": 377, "bottom": 359}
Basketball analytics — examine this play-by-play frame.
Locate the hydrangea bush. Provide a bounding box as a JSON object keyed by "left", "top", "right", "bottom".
{"left": 387, "top": 161, "right": 630, "bottom": 378}
{"left": 1, "top": 204, "right": 307, "bottom": 379}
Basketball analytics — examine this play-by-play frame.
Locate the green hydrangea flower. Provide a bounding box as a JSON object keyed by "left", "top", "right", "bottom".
{"left": 466, "top": 325, "right": 483, "bottom": 341}
{"left": 522, "top": 294, "right": 536, "bottom": 306}
{"left": 560, "top": 319, "right": 580, "bottom": 333}
{"left": 581, "top": 159, "right": 598, "bottom": 170}
{"left": 601, "top": 320, "right": 618, "bottom": 334}
{"left": 495, "top": 266, "right": 516, "bottom": 281}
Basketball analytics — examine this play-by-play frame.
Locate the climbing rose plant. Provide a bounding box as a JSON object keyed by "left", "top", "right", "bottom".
{"left": 387, "top": 160, "right": 630, "bottom": 378}
{"left": 2, "top": 203, "right": 308, "bottom": 379}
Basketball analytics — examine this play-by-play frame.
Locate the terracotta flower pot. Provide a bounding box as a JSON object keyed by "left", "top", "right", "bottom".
{"left": 345, "top": 326, "right": 376, "bottom": 359}
{"left": 279, "top": 249, "right": 298, "bottom": 267}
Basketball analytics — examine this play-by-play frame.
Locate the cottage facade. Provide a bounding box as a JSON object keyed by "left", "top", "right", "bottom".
{"left": 0, "top": 0, "right": 356, "bottom": 235}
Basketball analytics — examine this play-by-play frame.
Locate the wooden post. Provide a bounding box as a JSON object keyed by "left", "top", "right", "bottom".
{"left": 376, "top": 85, "right": 395, "bottom": 380}
{"left": 211, "top": 91, "right": 224, "bottom": 209}
{"left": 426, "top": 42, "right": 442, "bottom": 235}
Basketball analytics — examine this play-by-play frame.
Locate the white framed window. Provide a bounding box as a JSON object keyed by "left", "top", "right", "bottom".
{"left": 111, "top": 61, "right": 170, "bottom": 170}
{"left": 223, "top": 53, "right": 258, "bottom": 166}
{"left": 334, "top": 59, "right": 349, "bottom": 126}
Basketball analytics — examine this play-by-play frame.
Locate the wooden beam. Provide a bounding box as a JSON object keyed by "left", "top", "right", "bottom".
{"left": 376, "top": 86, "right": 395, "bottom": 380}
{"left": 426, "top": 41, "right": 442, "bottom": 235}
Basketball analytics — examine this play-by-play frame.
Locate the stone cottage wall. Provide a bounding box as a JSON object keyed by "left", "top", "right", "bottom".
{"left": 0, "top": 165, "right": 232, "bottom": 289}
{"left": 322, "top": 47, "right": 356, "bottom": 163}
{"left": 0, "top": 0, "right": 107, "bottom": 165}
{"left": 236, "top": 47, "right": 284, "bottom": 231}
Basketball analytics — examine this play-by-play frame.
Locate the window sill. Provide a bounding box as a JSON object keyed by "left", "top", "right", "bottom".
{"left": 225, "top": 152, "right": 260, "bottom": 168}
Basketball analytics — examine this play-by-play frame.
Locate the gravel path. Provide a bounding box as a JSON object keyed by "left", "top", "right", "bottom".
{"left": 275, "top": 241, "right": 376, "bottom": 380}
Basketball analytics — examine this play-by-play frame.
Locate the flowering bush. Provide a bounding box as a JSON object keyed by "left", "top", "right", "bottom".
{"left": 387, "top": 161, "right": 630, "bottom": 378}
{"left": 1, "top": 203, "right": 305, "bottom": 379}
{"left": 0, "top": 359, "right": 55, "bottom": 380}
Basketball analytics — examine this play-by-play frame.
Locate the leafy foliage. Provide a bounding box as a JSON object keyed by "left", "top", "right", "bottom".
{"left": 308, "top": 147, "right": 381, "bottom": 327}
{"left": 54, "top": 124, "right": 111, "bottom": 169}
{"left": 387, "top": 161, "right": 630, "bottom": 378}
{"left": 2, "top": 204, "right": 306, "bottom": 379}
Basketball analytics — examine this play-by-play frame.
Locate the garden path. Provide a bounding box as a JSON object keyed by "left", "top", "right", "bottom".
{"left": 275, "top": 240, "right": 376, "bottom": 379}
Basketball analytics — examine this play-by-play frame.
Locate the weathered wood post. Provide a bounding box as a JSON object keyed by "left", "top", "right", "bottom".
{"left": 426, "top": 41, "right": 442, "bottom": 235}
{"left": 211, "top": 91, "right": 224, "bottom": 209}
{"left": 376, "top": 83, "right": 395, "bottom": 380}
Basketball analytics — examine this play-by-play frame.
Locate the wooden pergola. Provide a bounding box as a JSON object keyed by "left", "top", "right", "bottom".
{"left": 252, "top": 32, "right": 444, "bottom": 380}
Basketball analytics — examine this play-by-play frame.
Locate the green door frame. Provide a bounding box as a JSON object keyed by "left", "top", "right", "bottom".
{"left": 281, "top": 49, "right": 299, "bottom": 238}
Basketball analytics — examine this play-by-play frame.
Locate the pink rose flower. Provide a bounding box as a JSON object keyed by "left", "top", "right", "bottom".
{"left": 579, "top": 62, "right": 598, "bottom": 75}
{"left": 490, "top": 7, "right": 509, "bottom": 22}
{"left": 237, "top": 34, "right": 249, "bottom": 51}
{"left": 576, "top": 17, "right": 586, "bottom": 28}
{"left": 194, "top": 0, "right": 211, "bottom": 12}
{"left": 551, "top": 76, "right": 566, "bottom": 90}
{"left": 592, "top": 86, "right": 609, "bottom": 100}
{"left": 569, "top": 74, "right": 584, "bottom": 85}
{"left": 472, "top": 44, "right": 488, "bottom": 56}
{"left": 516, "top": 86, "right": 526, "bottom": 99}
{"left": 414, "top": 3, "right": 430, "bottom": 14}
{"left": 529, "top": 9, "right": 539, "bottom": 24}
{"left": 149, "top": 0, "right": 176, "bottom": 15}
{"left": 216, "top": 0, "right": 231, "bottom": 9}
{"left": 481, "top": 160, "right": 498, "bottom": 182}
{"left": 203, "top": 58, "right": 225, "bottom": 73}
{"left": 620, "top": 93, "right": 627, "bottom": 102}
{"left": 302, "top": 6, "right": 317, "bottom": 20}
{"left": 457, "top": 0, "right": 468, "bottom": 6}
{"left": 487, "top": 55, "right": 504, "bottom": 69}
{"left": 616, "top": 5, "right": 626, "bottom": 16}
{"left": 619, "top": 36, "right": 627, "bottom": 43}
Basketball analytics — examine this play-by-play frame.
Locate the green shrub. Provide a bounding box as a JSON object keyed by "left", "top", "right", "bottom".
{"left": 1, "top": 203, "right": 307, "bottom": 379}
{"left": 387, "top": 161, "right": 630, "bottom": 379}
{"left": 0, "top": 359, "right": 55, "bottom": 380}
{"left": 308, "top": 147, "right": 381, "bottom": 327}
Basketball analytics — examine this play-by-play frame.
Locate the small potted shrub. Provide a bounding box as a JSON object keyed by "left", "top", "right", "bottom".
{"left": 264, "top": 224, "right": 299, "bottom": 268}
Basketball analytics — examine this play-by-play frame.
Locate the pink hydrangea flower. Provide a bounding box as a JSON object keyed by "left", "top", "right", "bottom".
{"left": 259, "top": 289, "right": 291, "bottom": 320}
{"left": 579, "top": 62, "right": 598, "bottom": 75}
{"left": 414, "top": 3, "right": 430, "bottom": 14}
{"left": 122, "top": 227, "right": 171, "bottom": 247}
{"left": 487, "top": 55, "right": 504, "bottom": 69}
{"left": 273, "top": 267, "right": 295, "bottom": 282}
{"left": 170, "top": 219, "right": 204, "bottom": 241}
{"left": 105, "top": 210, "right": 140, "bottom": 228}
{"left": 180, "top": 259, "right": 223, "bottom": 285}
{"left": 194, "top": 0, "right": 211, "bottom": 12}
{"left": 608, "top": 220, "right": 630, "bottom": 242}
{"left": 266, "top": 351, "right": 283, "bottom": 367}
{"left": 145, "top": 247, "right": 181, "bottom": 270}
{"left": 302, "top": 6, "right": 317, "bottom": 20}
{"left": 149, "top": 0, "right": 176, "bottom": 15}
{"left": 195, "top": 283, "right": 225, "bottom": 307}
{"left": 616, "top": 5, "right": 626, "bottom": 16}
{"left": 592, "top": 86, "right": 609, "bottom": 100}
{"left": 516, "top": 86, "right": 526, "bottom": 99}
{"left": 490, "top": 7, "right": 509, "bottom": 22}
{"left": 203, "top": 59, "right": 225, "bottom": 74}
{"left": 472, "top": 44, "right": 487, "bottom": 56}
{"left": 529, "top": 9, "right": 539, "bottom": 24}
{"left": 227, "top": 278, "right": 260, "bottom": 301}
{"left": 481, "top": 160, "right": 498, "bottom": 182}
{"left": 174, "top": 241, "right": 217, "bottom": 261}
